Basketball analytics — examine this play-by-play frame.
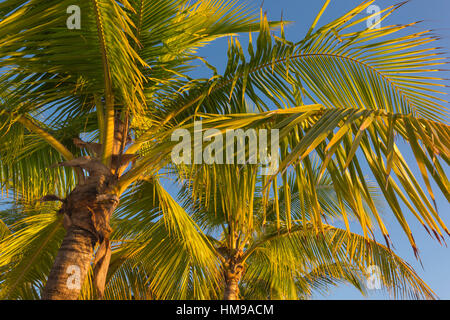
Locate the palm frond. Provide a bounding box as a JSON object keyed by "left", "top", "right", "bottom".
{"left": 243, "top": 222, "right": 436, "bottom": 300}
{"left": 0, "top": 209, "right": 65, "bottom": 299}
{"left": 156, "top": 0, "right": 448, "bottom": 122}
{"left": 126, "top": 105, "right": 449, "bottom": 252}
{"left": 110, "top": 178, "right": 221, "bottom": 299}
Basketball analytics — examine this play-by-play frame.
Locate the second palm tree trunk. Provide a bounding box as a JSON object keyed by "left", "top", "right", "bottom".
{"left": 223, "top": 261, "right": 244, "bottom": 300}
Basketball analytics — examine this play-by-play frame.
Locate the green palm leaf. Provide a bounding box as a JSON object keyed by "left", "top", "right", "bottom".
{"left": 0, "top": 209, "right": 65, "bottom": 299}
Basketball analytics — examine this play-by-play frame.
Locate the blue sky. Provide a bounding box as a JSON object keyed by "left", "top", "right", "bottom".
{"left": 190, "top": 0, "right": 450, "bottom": 299}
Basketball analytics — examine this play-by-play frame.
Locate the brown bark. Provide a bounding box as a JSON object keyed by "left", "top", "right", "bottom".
{"left": 41, "top": 173, "right": 119, "bottom": 299}
{"left": 223, "top": 260, "right": 244, "bottom": 300}
{"left": 41, "top": 156, "right": 119, "bottom": 299}
{"left": 42, "top": 115, "right": 132, "bottom": 300}
{"left": 41, "top": 225, "right": 96, "bottom": 300}
{"left": 223, "top": 273, "right": 241, "bottom": 300}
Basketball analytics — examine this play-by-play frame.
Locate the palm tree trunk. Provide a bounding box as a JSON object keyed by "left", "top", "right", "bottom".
{"left": 223, "top": 262, "right": 244, "bottom": 300}
{"left": 223, "top": 274, "right": 240, "bottom": 300}
{"left": 42, "top": 172, "right": 118, "bottom": 300}
{"left": 42, "top": 118, "right": 130, "bottom": 299}
{"left": 41, "top": 225, "right": 96, "bottom": 300}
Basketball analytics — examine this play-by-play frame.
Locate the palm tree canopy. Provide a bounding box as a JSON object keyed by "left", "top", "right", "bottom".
{"left": 0, "top": 0, "right": 448, "bottom": 299}
{"left": 175, "top": 162, "right": 436, "bottom": 300}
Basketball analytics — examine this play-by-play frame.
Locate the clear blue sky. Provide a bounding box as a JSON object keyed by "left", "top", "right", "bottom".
{"left": 190, "top": 0, "right": 450, "bottom": 299}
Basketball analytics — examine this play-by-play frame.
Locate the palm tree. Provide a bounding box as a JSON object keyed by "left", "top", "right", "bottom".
{"left": 0, "top": 0, "right": 448, "bottom": 300}
{"left": 0, "top": 0, "right": 273, "bottom": 299}
{"left": 169, "top": 162, "right": 434, "bottom": 300}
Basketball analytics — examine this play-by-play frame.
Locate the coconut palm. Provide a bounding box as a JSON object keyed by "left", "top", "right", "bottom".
{"left": 0, "top": 0, "right": 448, "bottom": 300}
{"left": 172, "top": 162, "right": 436, "bottom": 300}
{"left": 0, "top": 0, "right": 275, "bottom": 299}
